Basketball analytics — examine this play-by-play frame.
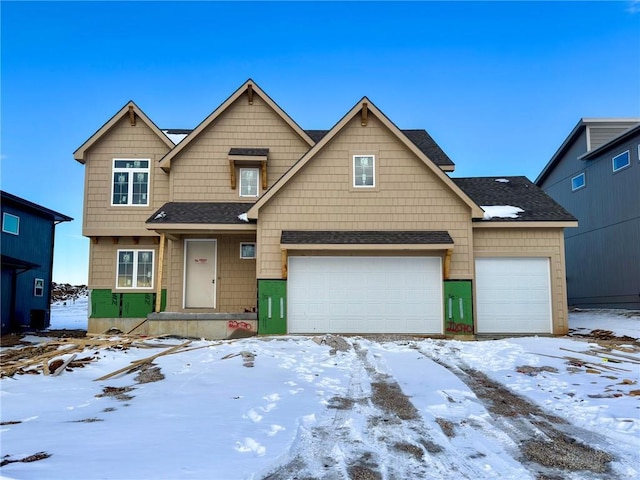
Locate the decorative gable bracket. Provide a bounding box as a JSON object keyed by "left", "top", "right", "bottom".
{"left": 361, "top": 102, "right": 368, "bottom": 126}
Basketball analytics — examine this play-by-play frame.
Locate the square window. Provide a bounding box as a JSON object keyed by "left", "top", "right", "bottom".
{"left": 353, "top": 155, "right": 375, "bottom": 187}
{"left": 2, "top": 213, "right": 19, "bottom": 235}
{"left": 34, "top": 278, "right": 44, "bottom": 297}
{"left": 239, "top": 168, "right": 259, "bottom": 197}
{"left": 612, "top": 150, "right": 630, "bottom": 172}
{"left": 240, "top": 243, "right": 256, "bottom": 259}
{"left": 571, "top": 173, "right": 586, "bottom": 191}
{"left": 117, "top": 249, "right": 154, "bottom": 289}
{"left": 112, "top": 159, "right": 150, "bottom": 206}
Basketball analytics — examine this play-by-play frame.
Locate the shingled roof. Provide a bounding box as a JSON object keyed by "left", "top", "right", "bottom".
{"left": 160, "top": 128, "right": 454, "bottom": 169}
{"left": 146, "top": 202, "right": 254, "bottom": 225}
{"left": 281, "top": 230, "right": 453, "bottom": 245}
{"left": 304, "top": 129, "right": 454, "bottom": 169}
{"left": 452, "top": 176, "right": 577, "bottom": 222}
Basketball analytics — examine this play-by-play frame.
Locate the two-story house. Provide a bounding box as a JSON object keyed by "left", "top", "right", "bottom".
{"left": 536, "top": 119, "right": 640, "bottom": 309}
{"left": 74, "top": 79, "right": 576, "bottom": 339}
{"left": 1, "top": 191, "right": 72, "bottom": 334}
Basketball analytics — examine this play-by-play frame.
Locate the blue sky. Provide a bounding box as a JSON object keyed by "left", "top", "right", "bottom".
{"left": 1, "top": 1, "right": 639, "bottom": 285}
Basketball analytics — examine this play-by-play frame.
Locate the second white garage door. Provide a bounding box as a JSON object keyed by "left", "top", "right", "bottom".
{"left": 287, "top": 256, "right": 443, "bottom": 334}
{"left": 475, "top": 257, "right": 552, "bottom": 334}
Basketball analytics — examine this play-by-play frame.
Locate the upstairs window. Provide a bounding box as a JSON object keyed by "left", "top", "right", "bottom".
{"left": 2, "top": 213, "right": 19, "bottom": 235}
{"left": 112, "top": 159, "right": 150, "bottom": 206}
{"left": 353, "top": 155, "right": 375, "bottom": 188}
{"left": 612, "top": 151, "right": 630, "bottom": 172}
{"left": 239, "top": 168, "right": 259, "bottom": 197}
{"left": 117, "top": 249, "right": 154, "bottom": 289}
{"left": 571, "top": 173, "right": 586, "bottom": 191}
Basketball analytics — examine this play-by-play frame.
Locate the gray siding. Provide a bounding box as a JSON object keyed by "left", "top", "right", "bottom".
{"left": 540, "top": 130, "right": 640, "bottom": 309}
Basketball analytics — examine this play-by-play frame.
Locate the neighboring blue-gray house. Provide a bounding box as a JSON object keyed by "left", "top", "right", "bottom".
{"left": 536, "top": 119, "right": 640, "bottom": 309}
{"left": 1, "top": 191, "right": 72, "bottom": 334}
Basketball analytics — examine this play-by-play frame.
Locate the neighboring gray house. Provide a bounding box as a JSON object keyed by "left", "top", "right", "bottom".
{"left": 536, "top": 118, "right": 640, "bottom": 309}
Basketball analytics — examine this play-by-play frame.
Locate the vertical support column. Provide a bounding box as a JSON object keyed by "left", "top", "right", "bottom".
{"left": 155, "top": 232, "right": 166, "bottom": 313}
{"left": 281, "top": 249, "right": 288, "bottom": 279}
{"left": 443, "top": 249, "right": 453, "bottom": 280}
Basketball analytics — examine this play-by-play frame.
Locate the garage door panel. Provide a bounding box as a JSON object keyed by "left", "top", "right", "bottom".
{"left": 288, "top": 256, "right": 442, "bottom": 334}
{"left": 476, "top": 257, "right": 552, "bottom": 334}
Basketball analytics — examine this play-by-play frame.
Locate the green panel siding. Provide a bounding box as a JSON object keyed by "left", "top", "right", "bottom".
{"left": 258, "top": 280, "right": 287, "bottom": 334}
{"left": 444, "top": 280, "right": 473, "bottom": 335}
{"left": 90, "top": 289, "right": 166, "bottom": 318}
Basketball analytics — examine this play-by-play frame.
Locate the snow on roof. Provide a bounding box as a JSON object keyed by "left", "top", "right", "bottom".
{"left": 238, "top": 213, "right": 249, "bottom": 223}
{"left": 162, "top": 130, "right": 188, "bottom": 144}
{"left": 481, "top": 205, "right": 524, "bottom": 220}
{"left": 494, "top": 178, "right": 510, "bottom": 183}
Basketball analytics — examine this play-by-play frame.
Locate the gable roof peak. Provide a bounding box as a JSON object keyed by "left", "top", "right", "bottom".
{"left": 247, "top": 96, "right": 483, "bottom": 219}
{"left": 157, "top": 79, "right": 315, "bottom": 172}
{"left": 73, "top": 100, "right": 174, "bottom": 163}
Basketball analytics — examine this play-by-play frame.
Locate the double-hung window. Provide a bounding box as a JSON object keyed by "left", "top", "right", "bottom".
{"left": 353, "top": 155, "right": 375, "bottom": 187}
{"left": 112, "top": 159, "right": 150, "bottom": 206}
{"left": 34, "top": 278, "right": 44, "bottom": 297}
{"left": 2, "top": 213, "right": 19, "bottom": 235}
{"left": 612, "top": 151, "right": 630, "bottom": 172}
{"left": 239, "top": 168, "right": 259, "bottom": 197}
{"left": 117, "top": 249, "right": 154, "bottom": 288}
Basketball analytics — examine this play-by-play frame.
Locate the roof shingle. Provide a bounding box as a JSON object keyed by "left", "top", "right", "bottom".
{"left": 146, "top": 202, "right": 254, "bottom": 225}
{"left": 452, "top": 176, "right": 577, "bottom": 222}
{"left": 281, "top": 230, "right": 453, "bottom": 245}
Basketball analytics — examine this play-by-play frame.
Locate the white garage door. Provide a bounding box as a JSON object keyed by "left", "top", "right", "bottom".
{"left": 287, "top": 256, "right": 443, "bottom": 334}
{"left": 475, "top": 257, "right": 552, "bottom": 334}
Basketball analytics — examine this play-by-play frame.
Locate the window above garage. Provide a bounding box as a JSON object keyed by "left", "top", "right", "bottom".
{"left": 229, "top": 148, "right": 268, "bottom": 194}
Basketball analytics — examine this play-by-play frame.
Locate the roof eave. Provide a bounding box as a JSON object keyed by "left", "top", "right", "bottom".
{"left": 473, "top": 220, "right": 578, "bottom": 228}
{"left": 73, "top": 101, "right": 174, "bottom": 163}
{"left": 247, "top": 97, "right": 484, "bottom": 219}
{"left": 158, "top": 79, "right": 315, "bottom": 171}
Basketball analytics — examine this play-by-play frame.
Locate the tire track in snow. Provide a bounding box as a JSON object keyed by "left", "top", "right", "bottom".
{"left": 420, "top": 349, "right": 627, "bottom": 480}
{"left": 261, "top": 339, "right": 527, "bottom": 479}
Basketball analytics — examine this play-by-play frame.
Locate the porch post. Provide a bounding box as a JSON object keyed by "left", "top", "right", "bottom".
{"left": 155, "top": 232, "right": 166, "bottom": 312}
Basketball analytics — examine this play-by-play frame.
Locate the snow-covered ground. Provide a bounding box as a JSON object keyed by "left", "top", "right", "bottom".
{"left": 0, "top": 299, "right": 638, "bottom": 479}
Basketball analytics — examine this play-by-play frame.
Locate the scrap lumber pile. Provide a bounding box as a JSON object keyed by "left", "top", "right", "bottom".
{"left": 0, "top": 335, "right": 193, "bottom": 379}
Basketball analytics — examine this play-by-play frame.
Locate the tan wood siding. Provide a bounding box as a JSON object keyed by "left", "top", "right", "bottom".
{"left": 256, "top": 114, "right": 474, "bottom": 279}
{"left": 473, "top": 228, "right": 569, "bottom": 334}
{"left": 87, "top": 237, "right": 165, "bottom": 290}
{"left": 166, "top": 234, "right": 256, "bottom": 312}
{"left": 83, "top": 116, "right": 171, "bottom": 235}
{"left": 170, "top": 94, "right": 309, "bottom": 202}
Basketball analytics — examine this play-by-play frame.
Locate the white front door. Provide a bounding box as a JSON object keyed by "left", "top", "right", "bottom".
{"left": 184, "top": 240, "right": 217, "bottom": 308}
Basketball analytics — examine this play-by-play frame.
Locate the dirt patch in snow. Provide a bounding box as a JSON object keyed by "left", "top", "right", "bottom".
{"left": 133, "top": 364, "right": 165, "bottom": 384}
{"left": 1, "top": 452, "right": 51, "bottom": 467}
{"left": 95, "top": 386, "right": 135, "bottom": 401}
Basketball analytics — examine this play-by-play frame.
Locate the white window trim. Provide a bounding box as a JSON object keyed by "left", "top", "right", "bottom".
{"left": 240, "top": 242, "right": 256, "bottom": 259}
{"left": 612, "top": 150, "right": 630, "bottom": 172}
{"left": 116, "top": 249, "right": 155, "bottom": 289}
{"left": 353, "top": 155, "right": 376, "bottom": 188}
{"left": 2, "top": 212, "right": 19, "bottom": 235}
{"left": 111, "top": 158, "right": 151, "bottom": 206}
{"left": 571, "top": 172, "right": 586, "bottom": 192}
{"left": 34, "top": 278, "right": 44, "bottom": 297}
{"left": 239, "top": 167, "right": 260, "bottom": 198}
